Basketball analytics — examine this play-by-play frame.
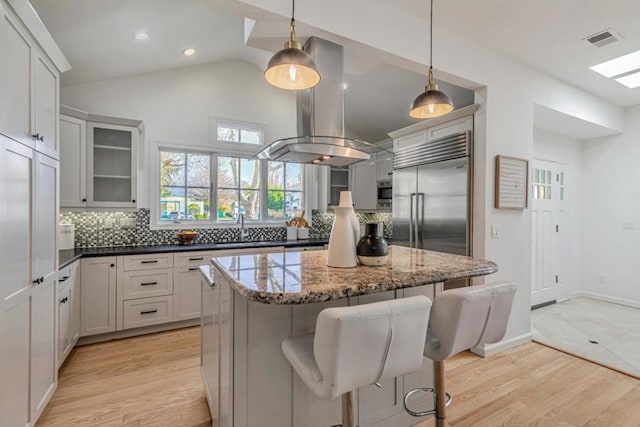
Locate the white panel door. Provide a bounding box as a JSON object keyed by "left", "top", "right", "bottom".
{"left": 0, "top": 5, "right": 33, "bottom": 147}
{"left": 60, "top": 115, "right": 87, "bottom": 207}
{"left": 33, "top": 153, "right": 58, "bottom": 285}
{"left": 31, "top": 275, "right": 57, "bottom": 420}
{"left": 0, "top": 136, "right": 33, "bottom": 427}
{"left": 530, "top": 160, "right": 568, "bottom": 306}
{"left": 80, "top": 257, "right": 117, "bottom": 336}
{"left": 174, "top": 266, "right": 203, "bottom": 321}
{"left": 33, "top": 54, "right": 59, "bottom": 157}
{"left": 57, "top": 284, "right": 71, "bottom": 367}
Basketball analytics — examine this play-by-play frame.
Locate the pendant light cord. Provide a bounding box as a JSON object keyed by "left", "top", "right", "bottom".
{"left": 290, "top": 0, "right": 296, "bottom": 41}
{"left": 428, "top": 0, "right": 434, "bottom": 85}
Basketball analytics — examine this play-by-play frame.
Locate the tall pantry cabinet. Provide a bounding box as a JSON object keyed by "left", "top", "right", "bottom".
{"left": 0, "top": 0, "right": 70, "bottom": 425}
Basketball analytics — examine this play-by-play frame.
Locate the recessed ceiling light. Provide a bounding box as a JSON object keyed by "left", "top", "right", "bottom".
{"left": 590, "top": 49, "right": 640, "bottom": 78}
{"left": 182, "top": 48, "right": 196, "bottom": 57}
{"left": 615, "top": 71, "right": 640, "bottom": 89}
{"left": 134, "top": 32, "right": 148, "bottom": 40}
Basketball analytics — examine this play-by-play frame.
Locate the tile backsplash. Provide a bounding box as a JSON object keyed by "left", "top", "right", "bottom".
{"left": 60, "top": 209, "right": 392, "bottom": 248}
{"left": 309, "top": 210, "right": 392, "bottom": 239}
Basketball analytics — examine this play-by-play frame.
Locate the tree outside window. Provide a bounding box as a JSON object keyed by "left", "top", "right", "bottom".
{"left": 267, "top": 162, "right": 303, "bottom": 220}
{"left": 160, "top": 151, "right": 210, "bottom": 221}
{"left": 217, "top": 157, "right": 261, "bottom": 221}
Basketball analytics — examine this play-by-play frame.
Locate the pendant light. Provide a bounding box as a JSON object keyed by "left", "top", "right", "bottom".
{"left": 264, "top": 0, "right": 321, "bottom": 91}
{"left": 409, "top": 0, "right": 454, "bottom": 119}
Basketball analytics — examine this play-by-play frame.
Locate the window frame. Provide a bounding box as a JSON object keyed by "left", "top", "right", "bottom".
{"left": 150, "top": 140, "right": 307, "bottom": 230}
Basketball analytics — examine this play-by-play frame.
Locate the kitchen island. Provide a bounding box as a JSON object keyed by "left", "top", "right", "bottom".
{"left": 201, "top": 245, "right": 497, "bottom": 427}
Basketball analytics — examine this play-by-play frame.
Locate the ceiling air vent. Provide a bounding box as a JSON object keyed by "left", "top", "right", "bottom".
{"left": 583, "top": 28, "right": 623, "bottom": 48}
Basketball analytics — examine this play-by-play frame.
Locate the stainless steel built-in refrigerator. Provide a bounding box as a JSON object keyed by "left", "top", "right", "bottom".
{"left": 392, "top": 122, "right": 473, "bottom": 286}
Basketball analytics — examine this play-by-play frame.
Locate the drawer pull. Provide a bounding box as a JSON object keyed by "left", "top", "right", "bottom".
{"left": 140, "top": 309, "right": 158, "bottom": 315}
{"left": 58, "top": 276, "right": 70, "bottom": 283}
{"left": 189, "top": 257, "right": 204, "bottom": 261}
{"left": 140, "top": 281, "right": 158, "bottom": 286}
{"left": 141, "top": 260, "right": 159, "bottom": 264}
{"left": 189, "top": 267, "right": 199, "bottom": 271}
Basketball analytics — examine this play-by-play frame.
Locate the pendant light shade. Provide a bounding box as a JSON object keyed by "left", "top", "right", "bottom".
{"left": 264, "top": 0, "right": 320, "bottom": 91}
{"left": 410, "top": 0, "right": 453, "bottom": 119}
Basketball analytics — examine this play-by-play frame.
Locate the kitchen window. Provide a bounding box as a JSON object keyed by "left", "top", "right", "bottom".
{"left": 155, "top": 147, "right": 304, "bottom": 226}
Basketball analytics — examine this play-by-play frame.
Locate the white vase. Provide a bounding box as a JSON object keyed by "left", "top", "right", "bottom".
{"left": 339, "top": 191, "right": 360, "bottom": 245}
{"left": 327, "top": 206, "right": 358, "bottom": 268}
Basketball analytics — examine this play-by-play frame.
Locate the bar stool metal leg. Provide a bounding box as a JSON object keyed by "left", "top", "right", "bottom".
{"left": 434, "top": 361, "right": 446, "bottom": 427}
{"left": 342, "top": 390, "right": 356, "bottom": 427}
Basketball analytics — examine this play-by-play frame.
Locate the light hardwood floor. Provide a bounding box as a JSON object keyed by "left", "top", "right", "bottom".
{"left": 37, "top": 327, "right": 640, "bottom": 427}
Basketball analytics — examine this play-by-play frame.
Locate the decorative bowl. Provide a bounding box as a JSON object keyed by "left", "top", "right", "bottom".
{"left": 177, "top": 230, "right": 198, "bottom": 245}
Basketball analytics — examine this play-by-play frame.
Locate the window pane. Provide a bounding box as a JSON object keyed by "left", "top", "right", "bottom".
{"left": 241, "top": 190, "right": 260, "bottom": 220}
{"left": 217, "top": 189, "right": 238, "bottom": 221}
{"left": 286, "top": 163, "right": 302, "bottom": 191}
{"left": 240, "top": 129, "right": 261, "bottom": 144}
{"left": 240, "top": 159, "right": 260, "bottom": 189}
{"left": 160, "top": 186, "right": 186, "bottom": 220}
{"left": 218, "top": 157, "right": 238, "bottom": 188}
{"left": 187, "top": 188, "right": 210, "bottom": 220}
{"left": 217, "top": 126, "right": 238, "bottom": 142}
{"left": 285, "top": 192, "right": 303, "bottom": 219}
{"left": 268, "top": 161, "right": 284, "bottom": 190}
{"left": 160, "top": 151, "right": 185, "bottom": 186}
{"left": 267, "top": 190, "right": 285, "bottom": 220}
{"left": 187, "top": 153, "right": 210, "bottom": 187}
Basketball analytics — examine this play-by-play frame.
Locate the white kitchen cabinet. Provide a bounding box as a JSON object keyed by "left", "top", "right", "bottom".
{"left": 427, "top": 116, "right": 473, "bottom": 142}
{"left": 34, "top": 153, "right": 59, "bottom": 284}
{"left": 201, "top": 270, "right": 220, "bottom": 425}
{"left": 174, "top": 266, "right": 205, "bottom": 321}
{"left": 328, "top": 167, "right": 350, "bottom": 206}
{"left": 376, "top": 151, "right": 393, "bottom": 181}
{"left": 350, "top": 160, "right": 378, "bottom": 210}
{"left": 31, "top": 275, "right": 57, "bottom": 420}
{"left": 0, "top": 136, "right": 33, "bottom": 427}
{"left": 57, "top": 261, "right": 80, "bottom": 367}
{"left": 0, "top": 1, "right": 63, "bottom": 158}
{"left": 33, "top": 53, "right": 59, "bottom": 157}
{"left": 122, "top": 295, "right": 173, "bottom": 329}
{"left": 0, "top": 3, "right": 32, "bottom": 147}
{"left": 87, "top": 122, "right": 138, "bottom": 208}
{"left": 60, "top": 114, "right": 87, "bottom": 207}
{"left": 81, "top": 257, "right": 117, "bottom": 336}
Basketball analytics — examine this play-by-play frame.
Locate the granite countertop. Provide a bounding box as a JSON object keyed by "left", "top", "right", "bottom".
{"left": 58, "top": 238, "right": 328, "bottom": 269}
{"left": 211, "top": 245, "right": 498, "bottom": 304}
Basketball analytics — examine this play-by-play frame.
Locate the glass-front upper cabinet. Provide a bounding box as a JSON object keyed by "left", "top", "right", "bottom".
{"left": 87, "top": 122, "right": 138, "bottom": 208}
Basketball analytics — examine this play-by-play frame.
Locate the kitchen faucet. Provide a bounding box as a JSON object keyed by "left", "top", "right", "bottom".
{"left": 236, "top": 211, "right": 248, "bottom": 241}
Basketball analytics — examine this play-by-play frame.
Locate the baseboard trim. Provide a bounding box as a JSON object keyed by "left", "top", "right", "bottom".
{"left": 531, "top": 300, "right": 556, "bottom": 311}
{"left": 572, "top": 291, "right": 640, "bottom": 309}
{"left": 77, "top": 319, "right": 200, "bottom": 346}
{"left": 471, "top": 332, "right": 533, "bottom": 358}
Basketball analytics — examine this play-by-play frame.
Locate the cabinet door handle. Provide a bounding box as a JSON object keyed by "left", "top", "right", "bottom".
{"left": 141, "top": 260, "right": 158, "bottom": 264}
{"left": 132, "top": 199, "right": 136, "bottom": 203}
{"left": 189, "top": 267, "right": 199, "bottom": 271}
{"left": 32, "top": 278, "right": 40, "bottom": 284}
{"left": 140, "top": 281, "right": 158, "bottom": 286}
{"left": 110, "top": 264, "right": 115, "bottom": 267}
{"left": 140, "top": 309, "right": 158, "bottom": 315}
{"left": 60, "top": 297, "right": 68, "bottom": 304}
{"left": 82, "top": 198, "right": 87, "bottom": 202}
{"left": 189, "top": 257, "right": 203, "bottom": 261}
{"left": 59, "top": 276, "right": 70, "bottom": 283}
{"left": 40, "top": 276, "right": 44, "bottom": 283}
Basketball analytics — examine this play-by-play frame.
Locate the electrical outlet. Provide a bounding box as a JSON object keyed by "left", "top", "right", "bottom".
{"left": 491, "top": 225, "right": 499, "bottom": 238}
{"left": 103, "top": 218, "right": 114, "bottom": 229}
{"left": 598, "top": 275, "right": 606, "bottom": 285}
{"left": 623, "top": 222, "right": 634, "bottom": 230}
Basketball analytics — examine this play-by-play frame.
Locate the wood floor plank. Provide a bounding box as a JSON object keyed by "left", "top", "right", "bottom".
{"left": 38, "top": 328, "right": 640, "bottom": 427}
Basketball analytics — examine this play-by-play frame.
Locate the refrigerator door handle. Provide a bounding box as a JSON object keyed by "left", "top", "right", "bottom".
{"left": 416, "top": 192, "right": 424, "bottom": 247}
{"left": 409, "top": 193, "right": 416, "bottom": 248}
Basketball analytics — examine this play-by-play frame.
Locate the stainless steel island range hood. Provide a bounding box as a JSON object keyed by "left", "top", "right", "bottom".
{"left": 257, "top": 37, "right": 375, "bottom": 167}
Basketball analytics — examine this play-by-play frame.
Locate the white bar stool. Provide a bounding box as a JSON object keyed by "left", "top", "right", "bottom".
{"left": 404, "top": 282, "right": 517, "bottom": 427}
{"left": 282, "top": 296, "right": 432, "bottom": 427}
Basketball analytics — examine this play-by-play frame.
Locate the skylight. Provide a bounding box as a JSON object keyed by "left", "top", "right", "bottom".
{"left": 590, "top": 49, "right": 640, "bottom": 87}
{"left": 615, "top": 71, "right": 640, "bottom": 89}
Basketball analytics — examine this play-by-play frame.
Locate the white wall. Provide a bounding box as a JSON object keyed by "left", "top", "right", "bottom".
{"left": 580, "top": 106, "right": 640, "bottom": 306}
{"left": 532, "top": 129, "right": 582, "bottom": 298}
{"left": 239, "top": 0, "right": 626, "bottom": 347}
{"left": 61, "top": 59, "right": 297, "bottom": 209}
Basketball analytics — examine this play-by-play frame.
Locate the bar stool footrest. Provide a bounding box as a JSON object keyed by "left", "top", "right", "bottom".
{"left": 403, "top": 387, "right": 452, "bottom": 418}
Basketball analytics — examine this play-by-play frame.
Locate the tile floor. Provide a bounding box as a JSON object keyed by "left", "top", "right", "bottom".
{"left": 532, "top": 297, "right": 640, "bottom": 377}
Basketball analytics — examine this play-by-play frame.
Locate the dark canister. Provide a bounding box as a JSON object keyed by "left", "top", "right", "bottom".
{"left": 356, "top": 223, "right": 389, "bottom": 266}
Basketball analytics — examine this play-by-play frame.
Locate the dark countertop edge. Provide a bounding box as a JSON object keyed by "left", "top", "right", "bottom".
{"left": 58, "top": 239, "right": 328, "bottom": 269}
{"left": 213, "top": 261, "right": 499, "bottom": 305}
